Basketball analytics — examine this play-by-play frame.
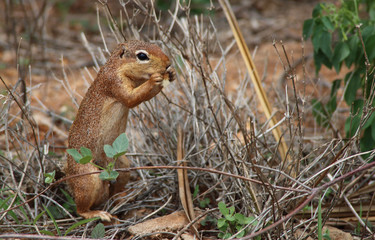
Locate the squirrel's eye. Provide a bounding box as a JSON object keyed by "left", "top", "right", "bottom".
{"left": 136, "top": 52, "right": 149, "bottom": 61}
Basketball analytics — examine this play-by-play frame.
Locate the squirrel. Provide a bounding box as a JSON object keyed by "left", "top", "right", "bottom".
{"left": 66, "top": 40, "right": 176, "bottom": 222}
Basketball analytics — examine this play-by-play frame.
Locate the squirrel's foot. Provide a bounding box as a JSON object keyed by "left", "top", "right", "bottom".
{"left": 79, "top": 210, "right": 113, "bottom": 222}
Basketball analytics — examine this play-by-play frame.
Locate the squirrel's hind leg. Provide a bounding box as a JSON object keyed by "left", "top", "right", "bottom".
{"left": 70, "top": 164, "right": 112, "bottom": 221}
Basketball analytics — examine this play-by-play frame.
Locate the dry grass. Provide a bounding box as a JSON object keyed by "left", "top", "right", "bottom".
{"left": 1, "top": 0, "right": 375, "bottom": 239}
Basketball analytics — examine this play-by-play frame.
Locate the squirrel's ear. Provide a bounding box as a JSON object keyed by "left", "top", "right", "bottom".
{"left": 119, "top": 45, "right": 126, "bottom": 59}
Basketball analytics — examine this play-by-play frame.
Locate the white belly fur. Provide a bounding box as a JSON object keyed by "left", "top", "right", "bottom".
{"left": 100, "top": 99, "right": 129, "bottom": 145}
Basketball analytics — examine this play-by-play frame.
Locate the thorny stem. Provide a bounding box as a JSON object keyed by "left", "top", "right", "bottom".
{"left": 356, "top": 24, "right": 370, "bottom": 69}
{"left": 280, "top": 41, "right": 304, "bottom": 168}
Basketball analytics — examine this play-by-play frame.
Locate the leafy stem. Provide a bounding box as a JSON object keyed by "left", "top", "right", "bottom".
{"left": 63, "top": 133, "right": 129, "bottom": 182}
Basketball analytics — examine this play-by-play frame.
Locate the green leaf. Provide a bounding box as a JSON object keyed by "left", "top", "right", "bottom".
{"left": 318, "top": 197, "right": 322, "bottom": 240}
{"left": 361, "top": 25, "right": 375, "bottom": 40}
{"left": 345, "top": 35, "right": 360, "bottom": 68}
{"left": 223, "top": 233, "right": 232, "bottom": 239}
{"left": 352, "top": 99, "right": 364, "bottom": 114}
{"left": 103, "top": 145, "right": 116, "bottom": 158}
{"left": 312, "top": 24, "right": 324, "bottom": 52}
{"left": 199, "top": 198, "right": 210, "bottom": 208}
{"left": 61, "top": 188, "right": 75, "bottom": 205}
{"left": 99, "top": 170, "right": 119, "bottom": 181}
{"left": 113, "top": 133, "right": 129, "bottom": 153}
{"left": 60, "top": 188, "right": 76, "bottom": 213}
{"left": 40, "top": 230, "right": 55, "bottom": 236}
{"left": 0, "top": 196, "right": 20, "bottom": 224}
{"left": 365, "top": 35, "right": 375, "bottom": 61}
{"left": 327, "top": 79, "right": 341, "bottom": 114}
{"left": 370, "top": 5, "right": 375, "bottom": 21}
{"left": 229, "top": 206, "right": 235, "bottom": 215}
{"left": 80, "top": 147, "right": 92, "bottom": 157}
{"left": 225, "top": 213, "right": 235, "bottom": 222}
{"left": 314, "top": 50, "right": 332, "bottom": 73}
{"left": 218, "top": 202, "right": 229, "bottom": 216}
{"left": 193, "top": 185, "right": 199, "bottom": 198}
{"left": 47, "top": 205, "right": 67, "bottom": 220}
{"left": 363, "top": 112, "right": 375, "bottom": 129}
{"left": 312, "top": 3, "right": 323, "bottom": 18}
{"left": 66, "top": 149, "right": 82, "bottom": 163}
{"left": 345, "top": 100, "right": 364, "bottom": 137}
{"left": 217, "top": 218, "right": 227, "bottom": 229}
{"left": 303, "top": 19, "right": 314, "bottom": 39}
{"left": 332, "top": 42, "right": 350, "bottom": 73}
{"left": 79, "top": 155, "right": 92, "bottom": 164}
{"left": 360, "top": 128, "right": 374, "bottom": 154}
{"left": 33, "top": 210, "right": 46, "bottom": 225}
{"left": 45, "top": 170, "right": 56, "bottom": 184}
{"left": 44, "top": 204, "right": 61, "bottom": 236}
{"left": 320, "top": 31, "right": 332, "bottom": 59}
{"left": 64, "top": 217, "right": 100, "bottom": 236}
{"left": 330, "top": 79, "right": 341, "bottom": 98}
{"left": 311, "top": 23, "right": 332, "bottom": 59}
{"left": 344, "top": 71, "right": 361, "bottom": 105}
{"left": 371, "top": 122, "right": 375, "bottom": 140}
{"left": 323, "top": 228, "right": 332, "bottom": 240}
{"left": 234, "top": 213, "right": 245, "bottom": 224}
{"left": 246, "top": 216, "right": 257, "bottom": 226}
{"left": 91, "top": 223, "right": 105, "bottom": 239}
{"left": 235, "top": 227, "right": 246, "bottom": 238}
{"left": 321, "top": 16, "right": 334, "bottom": 31}
{"left": 218, "top": 232, "right": 232, "bottom": 239}
{"left": 312, "top": 99, "right": 329, "bottom": 127}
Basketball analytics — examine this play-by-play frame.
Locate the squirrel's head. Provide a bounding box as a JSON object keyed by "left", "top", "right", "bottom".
{"left": 111, "top": 40, "right": 172, "bottom": 82}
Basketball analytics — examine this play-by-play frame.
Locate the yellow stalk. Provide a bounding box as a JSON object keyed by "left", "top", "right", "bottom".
{"left": 218, "top": 0, "right": 291, "bottom": 171}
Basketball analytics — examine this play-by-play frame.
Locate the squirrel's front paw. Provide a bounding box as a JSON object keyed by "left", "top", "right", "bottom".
{"left": 161, "top": 66, "right": 176, "bottom": 87}
{"left": 166, "top": 66, "right": 176, "bottom": 82}
{"left": 150, "top": 73, "right": 163, "bottom": 86}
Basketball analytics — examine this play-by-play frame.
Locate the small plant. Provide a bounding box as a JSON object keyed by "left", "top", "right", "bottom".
{"left": 317, "top": 196, "right": 323, "bottom": 240}
{"left": 66, "top": 133, "right": 129, "bottom": 181}
{"left": 45, "top": 189, "right": 76, "bottom": 220}
{"left": 323, "top": 230, "right": 331, "bottom": 240}
{"left": 91, "top": 223, "right": 105, "bottom": 239}
{"left": 304, "top": 0, "right": 375, "bottom": 156}
{"left": 0, "top": 191, "right": 29, "bottom": 225}
{"left": 44, "top": 170, "right": 56, "bottom": 184}
{"left": 217, "top": 202, "right": 259, "bottom": 239}
{"left": 193, "top": 185, "right": 211, "bottom": 208}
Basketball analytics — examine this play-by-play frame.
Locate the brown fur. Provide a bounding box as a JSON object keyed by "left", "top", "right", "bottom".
{"left": 66, "top": 40, "right": 175, "bottom": 221}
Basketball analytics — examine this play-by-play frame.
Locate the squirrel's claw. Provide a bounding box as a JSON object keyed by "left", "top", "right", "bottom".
{"left": 97, "top": 211, "right": 113, "bottom": 222}
{"left": 166, "top": 66, "right": 176, "bottom": 82}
